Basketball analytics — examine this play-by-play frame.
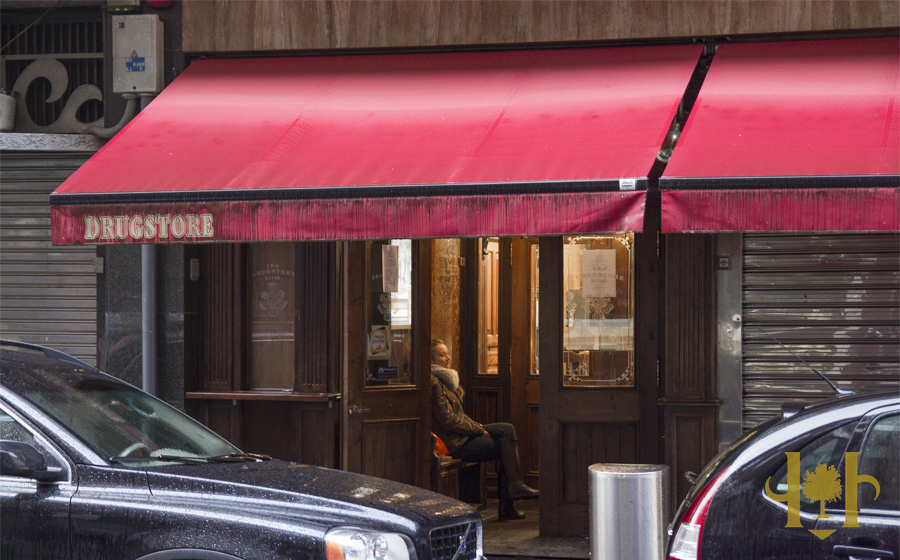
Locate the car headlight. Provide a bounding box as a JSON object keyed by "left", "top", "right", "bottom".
{"left": 325, "top": 528, "right": 415, "bottom": 560}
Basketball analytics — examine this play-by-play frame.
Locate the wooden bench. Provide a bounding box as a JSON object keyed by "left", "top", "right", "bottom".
{"left": 431, "top": 433, "right": 486, "bottom": 510}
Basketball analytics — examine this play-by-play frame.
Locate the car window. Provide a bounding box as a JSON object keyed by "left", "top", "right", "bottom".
{"left": 768, "top": 421, "right": 854, "bottom": 508}
{"left": 0, "top": 410, "right": 34, "bottom": 444}
{"left": 0, "top": 408, "right": 66, "bottom": 472}
{"left": 858, "top": 414, "right": 898, "bottom": 512}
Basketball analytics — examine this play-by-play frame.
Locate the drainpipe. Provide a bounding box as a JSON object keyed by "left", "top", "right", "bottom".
{"left": 142, "top": 243, "right": 157, "bottom": 395}
{"left": 84, "top": 93, "right": 139, "bottom": 139}
{"left": 137, "top": 93, "right": 158, "bottom": 395}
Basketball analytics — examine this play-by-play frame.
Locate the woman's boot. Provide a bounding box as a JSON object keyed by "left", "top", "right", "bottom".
{"left": 497, "top": 469, "right": 526, "bottom": 521}
{"left": 498, "top": 435, "right": 539, "bottom": 500}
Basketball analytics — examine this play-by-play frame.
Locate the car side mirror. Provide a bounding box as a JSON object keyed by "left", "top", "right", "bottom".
{"left": 0, "top": 440, "right": 65, "bottom": 483}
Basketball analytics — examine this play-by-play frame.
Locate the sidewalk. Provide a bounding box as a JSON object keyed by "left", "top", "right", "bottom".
{"left": 481, "top": 499, "right": 590, "bottom": 560}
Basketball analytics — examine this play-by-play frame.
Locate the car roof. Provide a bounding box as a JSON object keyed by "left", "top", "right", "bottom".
{"left": 785, "top": 390, "right": 899, "bottom": 423}
{"left": 0, "top": 340, "right": 121, "bottom": 397}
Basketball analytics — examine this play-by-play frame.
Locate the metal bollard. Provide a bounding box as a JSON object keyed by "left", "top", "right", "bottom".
{"left": 588, "top": 463, "right": 670, "bottom": 560}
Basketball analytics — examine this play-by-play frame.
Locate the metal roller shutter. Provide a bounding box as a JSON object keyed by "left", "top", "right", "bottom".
{"left": 1, "top": 150, "right": 98, "bottom": 365}
{"left": 742, "top": 233, "right": 900, "bottom": 428}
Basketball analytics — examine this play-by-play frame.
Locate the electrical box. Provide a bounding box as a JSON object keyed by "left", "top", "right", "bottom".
{"left": 112, "top": 15, "right": 164, "bottom": 94}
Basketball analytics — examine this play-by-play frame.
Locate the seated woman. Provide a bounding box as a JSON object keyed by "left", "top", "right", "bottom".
{"left": 430, "top": 339, "right": 539, "bottom": 520}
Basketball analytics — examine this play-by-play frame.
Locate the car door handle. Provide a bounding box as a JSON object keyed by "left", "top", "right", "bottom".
{"left": 833, "top": 545, "right": 894, "bottom": 560}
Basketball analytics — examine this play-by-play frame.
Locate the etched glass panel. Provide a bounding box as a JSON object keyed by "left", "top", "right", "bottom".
{"left": 562, "top": 234, "right": 635, "bottom": 388}
{"left": 248, "top": 244, "right": 295, "bottom": 390}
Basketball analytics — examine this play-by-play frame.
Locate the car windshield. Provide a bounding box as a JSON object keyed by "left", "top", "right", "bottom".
{"left": 22, "top": 376, "right": 241, "bottom": 466}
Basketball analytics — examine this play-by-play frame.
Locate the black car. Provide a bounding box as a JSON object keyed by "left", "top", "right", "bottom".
{"left": 667, "top": 390, "right": 899, "bottom": 560}
{"left": 0, "top": 340, "right": 482, "bottom": 560}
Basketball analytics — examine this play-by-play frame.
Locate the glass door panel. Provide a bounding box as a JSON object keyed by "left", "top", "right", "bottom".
{"left": 562, "top": 234, "right": 635, "bottom": 388}
{"left": 365, "top": 239, "right": 413, "bottom": 387}
{"left": 478, "top": 238, "right": 500, "bottom": 375}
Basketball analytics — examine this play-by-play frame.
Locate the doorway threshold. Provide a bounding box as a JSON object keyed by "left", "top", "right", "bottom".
{"left": 481, "top": 500, "right": 590, "bottom": 560}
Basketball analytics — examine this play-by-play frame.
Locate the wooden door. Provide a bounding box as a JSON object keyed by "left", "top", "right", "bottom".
{"left": 458, "top": 239, "right": 505, "bottom": 491}
{"left": 460, "top": 238, "right": 541, "bottom": 494}
{"left": 538, "top": 233, "right": 660, "bottom": 537}
{"left": 509, "top": 238, "right": 541, "bottom": 490}
{"left": 341, "top": 240, "right": 432, "bottom": 488}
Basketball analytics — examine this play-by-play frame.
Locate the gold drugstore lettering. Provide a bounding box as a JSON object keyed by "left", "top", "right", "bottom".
{"left": 201, "top": 213, "right": 214, "bottom": 237}
{"left": 156, "top": 215, "right": 171, "bottom": 238}
{"left": 100, "top": 216, "right": 116, "bottom": 240}
{"left": 114, "top": 216, "right": 128, "bottom": 240}
{"left": 81, "top": 212, "right": 215, "bottom": 241}
{"left": 171, "top": 215, "right": 186, "bottom": 238}
{"left": 129, "top": 216, "right": 143, "bottom": 239}
{"left": 84, "top": 216, "right": 101, "bottom": 240}
{"left": 144, "top": 214, "right": 157, "bottom": 239}
{"left": 186, "top": 214, "right": 201, "bottom": 238}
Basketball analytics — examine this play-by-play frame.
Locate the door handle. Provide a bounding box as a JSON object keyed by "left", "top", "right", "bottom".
{"left": 348, "top": 404, "right": 371, "bottom": 415}
{"left": 833, "top": 545, "right": 894, "bottom": 560}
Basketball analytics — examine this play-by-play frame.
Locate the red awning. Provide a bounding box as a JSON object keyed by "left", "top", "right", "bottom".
{"left": 660, "top": 36, "right": 900, "bottom": 232}
{"left": 51, "top": 45, "right": 702, "bottom": 244}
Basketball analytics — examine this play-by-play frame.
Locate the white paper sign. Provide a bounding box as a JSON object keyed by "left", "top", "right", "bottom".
{"left": 382, "top": 244, "right": 400, "bottom": 293}
{"left": 582, "top": 250, "right": 616, "bottom": 298}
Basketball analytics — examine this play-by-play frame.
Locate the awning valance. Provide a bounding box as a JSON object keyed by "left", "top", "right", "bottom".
{"left": 51, "top": 45, "right": 703, "bottom": 244}
{"left": 660, "top": 36, "right": 900, "bottom": 232}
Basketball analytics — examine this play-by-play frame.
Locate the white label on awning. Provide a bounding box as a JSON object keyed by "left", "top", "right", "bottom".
{"left": 618, "top": 178, "right": 637, "bottom": 191}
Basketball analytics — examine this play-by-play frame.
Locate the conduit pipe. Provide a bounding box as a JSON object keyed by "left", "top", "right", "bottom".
{"left": 137, "top": 93, "right": 158, "bottom": 395}
{"left": 84, "top": 93, "right": 139, "bottom": 139}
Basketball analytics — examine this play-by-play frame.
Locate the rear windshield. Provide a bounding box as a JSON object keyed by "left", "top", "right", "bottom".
{"left": 689, "top": 416, "right": 782, "bottom": 495}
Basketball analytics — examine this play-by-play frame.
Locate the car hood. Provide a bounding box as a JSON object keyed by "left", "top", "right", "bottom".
{"left": 142, "top": 459, "right": 475, "bottom": 531}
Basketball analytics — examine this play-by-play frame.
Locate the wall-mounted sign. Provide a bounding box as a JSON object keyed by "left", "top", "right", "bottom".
{"left": 82, "top": 213, "right": 214, "bottom": 242}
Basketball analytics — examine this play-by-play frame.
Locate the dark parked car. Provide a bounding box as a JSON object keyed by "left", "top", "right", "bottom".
{"left": 667, "top": 390, "right": 899, "bottom": 560}
{"left": 0, "top": 340, "right": 482, "bottom": 560}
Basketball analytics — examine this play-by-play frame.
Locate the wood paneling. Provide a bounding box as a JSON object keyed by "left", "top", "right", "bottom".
{"left": 192, "top": 399, "right": 338, "bottom": 467}
{"left": 660, "top": 234, "right": 720, "bottom": 508}
{"left": 296, "top": 242, "right": 335, "bottom": 392}
{"left": 199, "top": 244, "right": 241, "bottom": 392}
{"left": 560, "top": 422, "right": 639, "bottom": 505}
{"left": 663, "top": 235, "right": 717, "bottom": 401}
{"left": 183, "top": 0, "right": 898, "bottom": 53}
{"left": 663, "top": 404, "right": 718, "bottom": 505}
{"left": 361, "top": 419, "right": 420, "bottom": 487}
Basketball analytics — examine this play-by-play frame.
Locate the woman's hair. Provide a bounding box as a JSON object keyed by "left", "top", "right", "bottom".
{"left": 430, "top": 339, "right": 445, "bottom": 352}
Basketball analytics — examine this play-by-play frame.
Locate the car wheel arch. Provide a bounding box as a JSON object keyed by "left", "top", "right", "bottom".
{"left": 134, "top": 550, "right": 244, "bottom": 560}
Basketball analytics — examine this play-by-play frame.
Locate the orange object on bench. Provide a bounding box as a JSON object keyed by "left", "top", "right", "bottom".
{"left": 430, "top": 432, "right": 486, "bottom": 510}
{"left": 432, "top": 433, "right": 451, "bottom": 457}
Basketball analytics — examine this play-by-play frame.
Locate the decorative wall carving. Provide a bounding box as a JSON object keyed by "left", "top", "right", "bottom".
{"left": 11, "top": 59, "right": 103, "bottom": 133}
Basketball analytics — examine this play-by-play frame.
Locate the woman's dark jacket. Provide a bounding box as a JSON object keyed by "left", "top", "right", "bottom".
{"left": 431, "top": 375, "right": 483, "bottom": 453}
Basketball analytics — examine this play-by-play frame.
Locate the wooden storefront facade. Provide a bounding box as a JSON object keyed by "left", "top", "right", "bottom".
{"left": 167, "top": 1, "right": 895, "bottom": 535}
